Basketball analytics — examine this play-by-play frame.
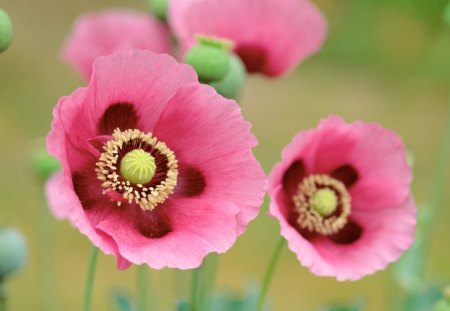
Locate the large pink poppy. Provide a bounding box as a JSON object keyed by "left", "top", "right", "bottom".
{"left": 46, "top": 50, "right": 266, "bottom": 269}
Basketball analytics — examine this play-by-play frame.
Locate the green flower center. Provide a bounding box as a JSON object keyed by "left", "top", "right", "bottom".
{"left": 311, "top": 188, "right": 338, "bottom": 216}
{"left": 120, "top": 149, "right": 156, "bottom": 185}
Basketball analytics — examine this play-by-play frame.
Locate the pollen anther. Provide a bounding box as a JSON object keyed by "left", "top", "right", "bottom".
{"left": 96, "top": 128, "right": 178, "bottom": 211}
{"left": 293, "top": 174, "right": 351, "bottom": 235}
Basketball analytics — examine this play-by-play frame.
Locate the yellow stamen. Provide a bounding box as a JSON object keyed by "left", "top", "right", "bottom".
{"left": 293, "top": 174, "right": 351, "bottom": 235}
{"left": 95, "top": 128, "right": 178, "bottom": 211}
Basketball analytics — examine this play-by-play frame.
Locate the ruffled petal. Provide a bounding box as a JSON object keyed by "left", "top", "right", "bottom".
{"left": 95, "top": 198, "right": 239, "bottom": 269}
{"left": 270, "top": 186, "right": 416, "bottom": 281}
{"left": 44, "top": 166, "right": 131, "bottom": 269}
{"left": 62, "top": 9, "right": 171, "bottom": 80}
{"left": 310, "top": 196, "right": 417, "bottom": 281}
{"left": 170, "top": 0, "right": 327, "bottom": 76}
{"left": 153, "top": 83, "right": 266, "bottom": 234}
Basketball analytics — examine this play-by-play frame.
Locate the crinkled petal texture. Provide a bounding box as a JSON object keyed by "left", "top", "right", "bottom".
{"left": 62, "top": 9, "right": 172, "bottom": 80}
{"left": 170, "top": 0, "right": 327, "bottom": 77}
{"left": 46, "top": 50, "right": 266, "bottom": 269}
{"left": 268, "top": 116, "right": 416, "bottom": 281}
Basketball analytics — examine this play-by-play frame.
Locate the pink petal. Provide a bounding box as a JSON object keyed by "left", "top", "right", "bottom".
{"left": 44, "top": 166, "right": 131, "bottom": 269}
{"left": 95, "top": 198, "right": 239, "bottom": 269}
{"left": 153, "top": 83, "right": 267, "bottom": 234}
{"left": 270, "top": 186, "right": 416, "bottom": 281}
{"left": 170, "top": 0, "right": 327, "bottom": 76}
{"left": 62, "top": 9, "right": 172, "bottom": 80}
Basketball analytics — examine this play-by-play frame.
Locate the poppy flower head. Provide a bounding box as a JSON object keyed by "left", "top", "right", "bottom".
{"left": 46, "top": 50, "right": 266, "bottom": 269}
{"left": 268, "top": 116, "right": 416, "bottom": 281}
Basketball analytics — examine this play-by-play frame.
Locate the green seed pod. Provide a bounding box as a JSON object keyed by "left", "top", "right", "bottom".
{"left": 31, "top": 147, "right": 61, "bottom": 182}
{"left": 0, "top": 8, "right": 13, "bottom": 53}
{"left": 185, "top": 36, "right": 233, "bottom": 84}
{"left": 209, "top": 54, "right": 246, "bottom": 100}
{"left": 0, "top": 227, "right": 27, "bottom": 279}
{"left": 148, "top": 0, "right": 168, "bottom": 21}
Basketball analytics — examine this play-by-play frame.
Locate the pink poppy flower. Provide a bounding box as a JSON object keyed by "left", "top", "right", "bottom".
{"left": 62, "top": 9, "right": 171, "bottom": 80}
{"left": 46, "top": 50, "right": 266, "bottom": 269}
{"left": 268, "top": 116, "right": 416, "bottom": 281}
{"left": 169, "top": 0, "right": 327, "bottom": 77}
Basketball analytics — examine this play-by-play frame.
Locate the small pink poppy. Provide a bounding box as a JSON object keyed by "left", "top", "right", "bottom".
{"left": 62, "top": 9, "right": 171, "bottom": 80}
{"left": 46, "top": 50, "right": 266, "bottom": 269}
{"left": 169, "top": 0, "right": 327, "bottom": 77}
{"left": 268, "top": 116, "right": 416, "bottom": 281}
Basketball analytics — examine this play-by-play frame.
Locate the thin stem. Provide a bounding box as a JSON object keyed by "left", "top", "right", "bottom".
{"left": 200, "top": 254, "right": 219, "bottom": 309}
{"left": 137, "top": 265, "right": 149, "bottom": 311}
{"left": 422, "top": 101, "right": 450, "bottom": 272}
{"left": 83, "top": 247, "right": 99, "bottom": 311}
{"left": 0, "top": 282, "right": 7, "bottom": 311}
{"left": 190, "top": 268, "right": 201, "bottom": 311}
{"left": 37, "top": 196, "right": 59, "bottom": 311}
{"left": 255, "top": 238, "right": 285, "bottom": 311}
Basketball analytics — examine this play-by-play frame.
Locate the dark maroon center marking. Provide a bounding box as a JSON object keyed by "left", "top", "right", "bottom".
{"left": 328, "top": 221, "right": 363, "bottom": 244}
{"left": 331, "top": 165, "right": 359, "bottom": 188}
{"left": 234, "top": 45, "right": 267, "bottom": 74}
{"left": 176, "top": 166, "right": 206, "bottom": 197}
{"left": 97, "top": 103, "right": 138, "bottom": 135}
{"left": 282, "top": 160, "right": 306, "bottom": 199}
{"left": 134, "top": 206, "right": 172, "bottom": 239}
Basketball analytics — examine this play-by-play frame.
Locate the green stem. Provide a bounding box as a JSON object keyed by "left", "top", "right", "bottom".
{"left": 422, "top": 101, "right": 450, "bottom": 272}
{"left": 83, "top": 247, "right": 99, "bottom": 311}
{"left": 190, "top": 268, "right": 201, "bottom": 311}
{"left": 137, "top": 265, "right": 148, "bottom": 311}
{"left": 0, "top": 282, "right": 7, "bottom": 311}
{"left": 200, "top": 254, "right": 219, "bottom": 309}
{"left": 37, "top": 196, "right": 59, "bottom": 311}
{"left": 255, "top": 238, "right": 285, "bottom": 311}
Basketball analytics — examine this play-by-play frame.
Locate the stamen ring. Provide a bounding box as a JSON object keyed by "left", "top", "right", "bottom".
{"left": 293, "top": 174, "right": 351, "bottom": 235}
{"left": 95, "top": 128, "right": 178, "bottom": 211}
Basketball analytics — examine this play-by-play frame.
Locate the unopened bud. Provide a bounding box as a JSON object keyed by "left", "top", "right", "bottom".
{"left": 0, "top": 227, "right": 27, "bottom": 279}
{"left": 31, "top": 144, "right": 61, "bottom": 182}
{"left": 0, "top": 8, "right": 13, "bottom": 53}
{"left": 148, "top": 0, "right": 168, "bottom": 21}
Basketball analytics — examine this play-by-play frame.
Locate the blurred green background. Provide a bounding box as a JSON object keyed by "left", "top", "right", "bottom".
{"left": 1, "top": 0, "right": 450, "bottom": 310}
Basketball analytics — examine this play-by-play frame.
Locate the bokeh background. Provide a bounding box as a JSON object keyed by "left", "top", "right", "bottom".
{"left": 1, "top": 0, "right": 449, "bottom": 310}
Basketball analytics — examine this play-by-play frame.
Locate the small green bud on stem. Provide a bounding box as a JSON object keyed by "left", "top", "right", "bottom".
{"left": 0, "top": 8, "right": 13, "bottom": 53}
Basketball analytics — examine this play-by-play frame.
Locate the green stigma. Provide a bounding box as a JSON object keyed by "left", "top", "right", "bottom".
{"left": 120, "top": 149, "right": 156, "bottom": 185}
{"left": 311, "top": 188, "right": 338, "bottom": 216}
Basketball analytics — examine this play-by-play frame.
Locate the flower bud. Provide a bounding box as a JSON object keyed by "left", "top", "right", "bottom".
{"left": 148, "top": 0, "right": 168, "bottom": 21}
{"left": 0, "top": 227, "right": 27, "bottom": 279}
{"left": 31, "top": 145, "right": 61, "bottom": 182}
{"left": 0, "top": 8, "right": 13, "bottom": 53}
{"left": 209, "top": 54, "right": 246, "bottom": 100}
{"left": 184, "top": 36, "right": 233, "bottom": 83}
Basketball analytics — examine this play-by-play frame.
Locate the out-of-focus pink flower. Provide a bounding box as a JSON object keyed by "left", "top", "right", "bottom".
{"left": 46, "top": 50, "right": 266, "bottom": 269}
{"left": 169, "top": 0, "right": 327, "bottom": 77}
{"left": 62, "top": 9, "right": 172, "bottom": 80}
{"left": 268, "top": 116, "right": 416, "bottom": 281}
